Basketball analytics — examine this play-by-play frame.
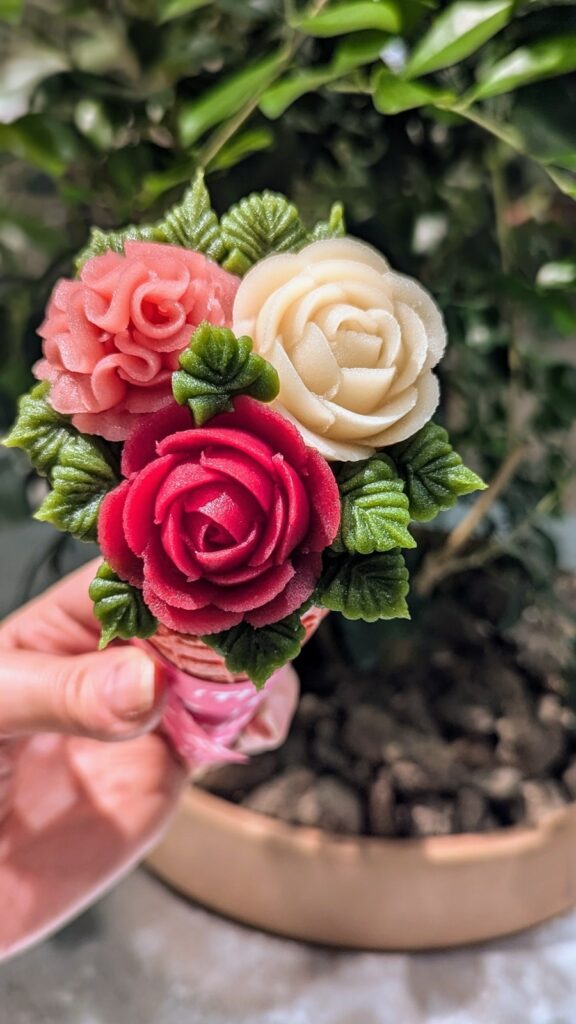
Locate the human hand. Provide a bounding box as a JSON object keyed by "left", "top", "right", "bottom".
{"left": 0, "top": 560, "right": 184, "bottom": 960}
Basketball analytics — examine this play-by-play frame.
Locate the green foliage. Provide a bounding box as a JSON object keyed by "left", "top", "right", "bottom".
{"left": 404, "top": 0, "right": 514, "bottom": 79}
{"left": 77, "top": 172, "right": 224, "bottom": 266}
{"left": 335, "top": 455, "right": 415, "bottom": 555}
{"left": 203, "top": 610, "right": 307, "bottom": 689}
{"left": 372, "top": 70, "right": 453, "bottom": 115}
{"left": 291, "top": 2, "right": 401, "bottom": 38}
{"left": 261, "top": 32, "right": 388, "bottom": 119}
{"left": 220, "top": 191, "right": 308, "bottom": 274}
{"left": 308, "top": 201, "right": 346, "bottom": 242}
{"left": 158, "top": 170, "right": 225, "bottom": 259}
{"left": 316, "top": 550, "right": 410, "bottom": 622}
{"left": 35, "top": 443, "right": 117, "bottom": 541}
{"left": 178, "top": 51, "right": 286, "bottom": 147}
{"left": 4, "top": 382, "right": 118, "bottom": 541}
{"left": 76, "top": 224, "right": 159, "bottom": 268}
{"left": 390, "top": 423, "right": 486, "bottom": 523}
{"left": 173, "top": 323, "right": 279, "bottom": 424}
{"left": 89, "top": 562, "right": 157, "bottom": 649}
{"left": 470, "top": 35, "right": 576, "bottom": 101}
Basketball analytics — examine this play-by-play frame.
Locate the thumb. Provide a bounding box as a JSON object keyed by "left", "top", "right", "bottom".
{"left": 0, "top": 646, "right": 166, "bottom": 741}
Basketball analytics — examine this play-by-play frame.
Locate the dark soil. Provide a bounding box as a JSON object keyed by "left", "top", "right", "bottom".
{"left": 197, "top": 569, "right": 576, "bottom": 838}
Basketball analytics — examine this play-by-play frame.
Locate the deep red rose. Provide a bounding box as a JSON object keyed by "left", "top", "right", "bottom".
{"left": 99, "top": 397, "right": 340, "bottom": 634}
{"left": 35, "top": 242, "right": 239, "bottom": 441}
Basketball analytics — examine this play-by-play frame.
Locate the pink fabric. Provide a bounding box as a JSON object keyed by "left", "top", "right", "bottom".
{"left": 35, "top": 242, "right": 239, "bottom": 441}
{"left": 99, "top": 396, "right": 341, "bottom": 634}
{"left": 160, "top": 660, "right": 300, "bottom": 768}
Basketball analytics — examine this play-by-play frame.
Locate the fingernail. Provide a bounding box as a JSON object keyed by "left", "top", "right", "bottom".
{"left": 105, "top": 656, "right": 162, "bottom": 720}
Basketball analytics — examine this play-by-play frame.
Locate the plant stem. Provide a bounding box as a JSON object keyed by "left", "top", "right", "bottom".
{"left": 416, "top": 487, "right": 559, "bottom": 595}
{"left": 415, "top": 442, "right": 529, "bottom": 597}
{"left": 450, "top": 103, "right": 576, "bottom": 199}
{"left": 198, "top": 0, "right": 329, "bottom": 171}
{"left": 197, "top": 45, "right": 294, "bottom": 170}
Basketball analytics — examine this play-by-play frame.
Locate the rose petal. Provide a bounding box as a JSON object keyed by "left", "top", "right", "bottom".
{"left": 143, "top": 587, "right": 243, "bottom": 635}
{"left": 144, "top": 536, "right": 216, "bottom": 610}
{"left": 194, "top": 523, "right": 261, "bottom": 575}
{"left": 98, "top": 482, "right": 144, "bottom": 586}
{"left": 123, "top": 454, "right": 180, "bottom": 555}
{"left": 200, "top": 448, "right": 274, "bottom": 512}
{"left": 272, "top": 454, "right": 310, "bottom": 561}
{"left": 158, "top": 425, "right": 275, "bottom": 470}
{"left": 246, "top": 552, "right": 321, "bottom": 628}
{"left": 154, "top": 465, "right": 227, "bottom": 521}
{"left": 249, "top": 485, "right": 286, "bottom": 567}
{"left": 211, "top": 561, "right": 295, "bottom": 613}
{"left": 161, "top": 509, "right": 202, "bottom": 581}
{"left": 370, "top": 372, "right": 440, "bottom": 447}
{"left": 122, "top": 405, "right": 192, "bottom": 476}
{"left": 302, "top": 447, "right": 340, "bottom": 551}
{"left": 212, "top": 396, "right": 309, "bottom": 471}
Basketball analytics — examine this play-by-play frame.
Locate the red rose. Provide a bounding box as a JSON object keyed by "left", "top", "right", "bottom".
{"left": 35, "top": 242, "right": 239, "bottom": 441}
{"left": 98, "top": 397, "right": 341, "bottom": 634}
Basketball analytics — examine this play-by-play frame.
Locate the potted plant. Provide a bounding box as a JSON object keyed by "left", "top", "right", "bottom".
{"left": 2, "top": 0, "right": 576, "bottom": 951}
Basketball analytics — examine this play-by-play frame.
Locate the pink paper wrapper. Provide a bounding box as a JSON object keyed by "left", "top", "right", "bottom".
{"left": 144, "top": 607, "right": 327, "bottom": 771}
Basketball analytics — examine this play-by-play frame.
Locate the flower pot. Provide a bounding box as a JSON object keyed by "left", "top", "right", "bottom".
{"left": 147, "top": 787, "right": 576, "bottom": 950}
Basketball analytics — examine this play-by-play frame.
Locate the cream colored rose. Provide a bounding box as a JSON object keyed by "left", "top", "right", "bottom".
{"left": 232, "top": 237, "right": 446, "bottom": 461}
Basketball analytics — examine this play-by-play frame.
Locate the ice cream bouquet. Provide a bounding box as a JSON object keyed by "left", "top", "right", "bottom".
{"left": 5, "top": 174, "right": 484, "bottom": 766}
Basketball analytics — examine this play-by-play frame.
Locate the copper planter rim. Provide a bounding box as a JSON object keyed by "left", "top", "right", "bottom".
{"left": 147, "top": 785, "right": 576, "bottom": 951}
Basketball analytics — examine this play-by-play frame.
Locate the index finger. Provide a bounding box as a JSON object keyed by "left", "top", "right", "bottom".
{"left": 0, "top": 559, "right": 102, "bottom": 655}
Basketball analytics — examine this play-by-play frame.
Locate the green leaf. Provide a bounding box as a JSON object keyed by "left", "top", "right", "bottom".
{"left": 4, "top": 382, "right": 114, "bottom": 480}
{"left": 220, "top": 191, "right": 308, "bottom": 274}
{"left": 291, "top": 2, "right": 401, "bottom": 38}
{"left": 316, "top": 550, "right": 410, "bottom": 622}
{"left": 260, "top": 31, "right": 388, "bottom": 119}
{"left": 76, "top": 224, "right": 158, "bottom": 269}
{"left": 0, "top": 0, "right": 23, "bottom": 22}
{"left": 471, "top": 35, "right": 576, "bottom": 102}
{"left": 308, "top": 201, "right": 346, "bottom": 242}
{"left": 77, "top": 172, "right": 225, "bottom": 267}
{"left": 155, "top": 170, "right": 225, "bottom": 261}
{"left": 173, "top": 322, "right": 279, "bottom": 424}
{"left": 89, "top": 562, "right": 157, "bottom": 649}
{"left": 389, "top": 421, "right": 486, "bottom": 522}
{"left": 372, "top": 68, "right": 454, "bottom": 114}
{"left": 405, "top": 0, "right": 513, "bottom": 79}
{"left": 203, "top": 610, "right": 307, "bottom": 689}
{"left": 178, "top": 51, "right": 285, "bottom": 147}
{"left": 0, "top": 115, "right": 80, "bottom": 177}
{"left": 335, "top": 454, "right": 415, "bottom": 555}
{"left": 537, "top": 260, "right": 576, "bottom": 290}
{"left": 156, "top": 0, "right": 212, "bottom": 23}
{"left": 209, "top": 127, "right": 274, "bottom": 171}
{"left": 4, "top": 382, "right": 73, "bottom": 475}
{"left": 4, "top": 381, "right": 119, "bottom": 541}
{"left": 35, "top": 447, "right": 115, "bottom": 541}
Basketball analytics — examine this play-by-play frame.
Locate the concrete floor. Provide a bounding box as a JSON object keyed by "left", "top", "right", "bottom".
{"left": 2, "top": 868, "right": 576, "bottom": 1023}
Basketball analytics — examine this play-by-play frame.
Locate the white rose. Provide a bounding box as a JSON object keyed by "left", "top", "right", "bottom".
{"left": 232, "top": 237, "right": 447, "bottom": 461}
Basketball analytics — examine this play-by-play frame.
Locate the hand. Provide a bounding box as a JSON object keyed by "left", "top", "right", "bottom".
{"left": 0, "top": 560, "right": 184, "bottom": 961}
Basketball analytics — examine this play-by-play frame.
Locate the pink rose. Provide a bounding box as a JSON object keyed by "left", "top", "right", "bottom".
{"left": 35, "top": 242, "right": 239, "bottom": 441}
{"left": 98, "top": 397, "right": 341, "bottom": 634}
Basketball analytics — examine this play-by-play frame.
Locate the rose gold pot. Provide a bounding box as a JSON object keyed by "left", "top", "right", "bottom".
{"left": 147, "top": 789, "right": 576, "bottom": 950}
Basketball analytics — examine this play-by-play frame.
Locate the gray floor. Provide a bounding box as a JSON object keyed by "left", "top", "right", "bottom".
{"left": 2, "top": 869, "right": 576, "bottom": 1023}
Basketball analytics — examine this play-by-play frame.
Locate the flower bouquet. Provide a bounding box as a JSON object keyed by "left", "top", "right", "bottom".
{"left": 5, "top": 174, "right": 484, "bottom": 767}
